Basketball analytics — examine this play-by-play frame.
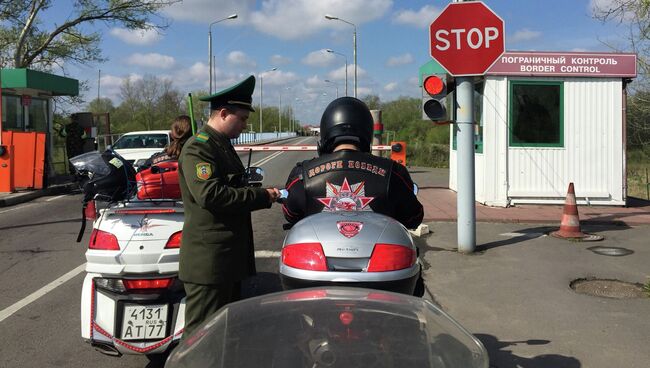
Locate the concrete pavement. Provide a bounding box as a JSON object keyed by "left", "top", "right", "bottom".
{"left": 2, "top": 165, "right": 648, "bottom": 367}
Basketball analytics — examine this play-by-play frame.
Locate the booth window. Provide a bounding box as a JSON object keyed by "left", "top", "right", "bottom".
{"left": 1, "top": 95, "right": 24, "bottom": 130}
{"left": 28, "top": 97, "right": 49, "bottom": 132}
{"left": 509, "top": 81, "right": 564, "bottom": 147}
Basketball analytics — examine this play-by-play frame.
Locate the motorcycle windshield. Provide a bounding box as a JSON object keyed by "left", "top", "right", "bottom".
{"left": 167, "top": 287, "right": 489, "bottom": 368}
{"left": 69, "top": 151, "right": 112, "bottom": 177}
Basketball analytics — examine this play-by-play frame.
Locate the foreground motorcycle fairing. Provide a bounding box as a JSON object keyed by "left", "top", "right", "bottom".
{"left": 166, "top": 287, "right": 489, "bottom": 368}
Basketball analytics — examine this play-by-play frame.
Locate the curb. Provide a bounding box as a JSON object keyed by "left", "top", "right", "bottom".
{"left": 0, "top": 182, "right": 78, "bottom": 207}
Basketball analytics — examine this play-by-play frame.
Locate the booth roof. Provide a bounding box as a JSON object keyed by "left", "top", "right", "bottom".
{"left": 0, "top": 68, "right": 78, "bottom": 96}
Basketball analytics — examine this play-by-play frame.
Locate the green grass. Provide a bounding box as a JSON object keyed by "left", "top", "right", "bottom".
{"left": 627, "top": 148, "right": 650, "bottom": 200}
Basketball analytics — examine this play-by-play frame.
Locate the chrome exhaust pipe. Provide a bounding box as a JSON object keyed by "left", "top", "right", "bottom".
{"left": 92, "top": 342, "right": 122, "bottom": 357}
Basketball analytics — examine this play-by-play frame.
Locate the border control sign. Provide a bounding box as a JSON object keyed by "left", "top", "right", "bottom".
{"left": 429, "top": 1, "right": 505, "bottom": 76}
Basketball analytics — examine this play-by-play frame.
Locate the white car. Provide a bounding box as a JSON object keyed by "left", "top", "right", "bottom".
{"left": 111, "top": 130, "right": 171, "bottom": 168}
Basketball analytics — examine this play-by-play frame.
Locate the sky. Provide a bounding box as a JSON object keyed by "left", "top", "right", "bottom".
{"left": 55, "top": 0, "right": 630, "bottom": 125}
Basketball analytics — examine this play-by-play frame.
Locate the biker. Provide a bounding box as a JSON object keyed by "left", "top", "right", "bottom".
{"left": 282, "top": 97, "right": 424, "bottom": 229}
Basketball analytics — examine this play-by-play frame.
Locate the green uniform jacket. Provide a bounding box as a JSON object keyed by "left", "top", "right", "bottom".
{"left": 178, "top": 125, "right": 270, "bottom": 285}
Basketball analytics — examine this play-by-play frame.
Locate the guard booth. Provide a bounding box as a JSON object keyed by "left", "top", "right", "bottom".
{"left": 0, "top": 68, "right": 79, "bottom": 192}
{"left": 420, "top": 51, "right": 637, "bottom": 206}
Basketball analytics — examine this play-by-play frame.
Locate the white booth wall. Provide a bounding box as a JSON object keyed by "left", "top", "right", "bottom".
{"left": 449, "top": 76, "right": 625, "bottom": 206}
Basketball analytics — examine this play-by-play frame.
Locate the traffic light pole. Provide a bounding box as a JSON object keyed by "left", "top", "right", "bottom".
{"left": 455, "top": 77, "right": 476, "bottom": 253}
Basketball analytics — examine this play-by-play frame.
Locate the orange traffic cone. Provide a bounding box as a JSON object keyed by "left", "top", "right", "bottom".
{"left": 550, "top": 183, "right": 603, "bottom": 241}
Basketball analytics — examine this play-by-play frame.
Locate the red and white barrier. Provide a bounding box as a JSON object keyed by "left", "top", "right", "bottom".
{"left": 234, "top": 145, "right": 393, "bottom": 152}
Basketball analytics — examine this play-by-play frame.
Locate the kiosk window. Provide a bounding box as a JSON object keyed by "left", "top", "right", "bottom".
{"left": 1, "top": 95, "right": 24, "bottom": 130}
{"left": 509, "top": 81, "right": 563, "bottom": 147}
{"left": 28, "top": 98, "right": 49, "bottom": 132}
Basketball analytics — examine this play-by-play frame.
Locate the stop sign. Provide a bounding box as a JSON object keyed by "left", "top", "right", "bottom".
{"left": 429, "top": 1, "right": 505, "bottom": 76}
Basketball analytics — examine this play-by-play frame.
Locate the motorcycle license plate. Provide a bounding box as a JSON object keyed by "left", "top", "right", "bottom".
{"left": 121, "top": 304, "right": 168, "bottom": 340}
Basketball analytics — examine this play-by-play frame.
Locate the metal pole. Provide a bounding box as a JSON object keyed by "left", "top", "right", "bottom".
{"left": 353, "top": 28, "right": 357, "bottom": 98}
{"left": 344, "top": 59, "right": 348, "bottom": 96}
{"left": 279, "top": 91, "right": 282, "bottom": 134}
{"left": 260, "top": 74, "right": 264, "bottom": 133}
{"left": 456, "top": 77, "right": 476, "bottom": 253}
{"left": 97, "top": 69, "right": 101, "bottom": 102}
{"left": 208, "top": 30, "right": 212, "bottom": 94}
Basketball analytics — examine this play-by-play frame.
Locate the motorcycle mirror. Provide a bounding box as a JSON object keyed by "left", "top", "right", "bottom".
{"left": 245, "top": 166, "right": 265, "bottom": 186}
{"left": 413, "top": 183, "right": 419, "bottom": 195}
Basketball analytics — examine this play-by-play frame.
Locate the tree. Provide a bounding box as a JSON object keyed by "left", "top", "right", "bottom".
{"left": 111, "top": 74, "right": 183, "bottom": 133}
{"left": 0, "top": 0, "right": 177, "bottom": 70}
{"left": 86, "top": 97, "right": 115, "bottom": 115}
{"left": 592, "top": 0, "right": 650, "bottom": 75}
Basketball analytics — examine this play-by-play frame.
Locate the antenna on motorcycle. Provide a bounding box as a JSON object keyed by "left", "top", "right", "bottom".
{"left": 247, "top": 148, "right": 252, "bottom": 170}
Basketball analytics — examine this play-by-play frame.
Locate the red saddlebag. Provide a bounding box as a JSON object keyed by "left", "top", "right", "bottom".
{"left": 135, "top": 161, "right": 181, "bottom": 199}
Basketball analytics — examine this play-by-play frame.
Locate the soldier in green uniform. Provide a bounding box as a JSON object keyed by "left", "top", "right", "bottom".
{"left": 178, "top": 75, "right": 280, "bottom": 339}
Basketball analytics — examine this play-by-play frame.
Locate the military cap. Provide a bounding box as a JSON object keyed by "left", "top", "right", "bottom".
{"left": 200, "top": 75, "right": 256, "bottom": 112}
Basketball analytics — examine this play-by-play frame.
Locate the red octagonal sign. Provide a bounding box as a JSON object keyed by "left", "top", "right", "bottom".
{"left": 429, "top": 1, "right": 505, "bottom": 76}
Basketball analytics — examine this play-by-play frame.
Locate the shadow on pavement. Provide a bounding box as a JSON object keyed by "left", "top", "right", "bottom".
{"left": 475, "top": 226, "right": 555, "bottom": 252}
{"left": 0, "top": 218, "right": 79, "bottom": 232}
{"left": 242, "top": 272, "right": 283, "bottom": 298}
{"left": 475, "top": 334, "right": 581, "bottom": 368}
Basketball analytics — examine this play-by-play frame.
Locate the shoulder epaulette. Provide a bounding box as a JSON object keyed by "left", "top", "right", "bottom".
{"left": 195, "top": 132, "right": 210, "bottom": 143}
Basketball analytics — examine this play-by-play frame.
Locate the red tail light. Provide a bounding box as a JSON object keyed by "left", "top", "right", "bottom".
{"left": 367, "top": 244, "right": 416, "bottom": 272}
{"left": 165, "top": 231, "right": 182, "bottom": 249}
{"left": 89, "top": 229, "right": 120, "bottom": 250}
{"left": 84, "top": 200, "right": 97, "bottom": 220}
{"left": 281, "top": 243, "right": 328, "bottom": 271}
{"left": 123, "top": 278, "right": 173, "bottom": 290}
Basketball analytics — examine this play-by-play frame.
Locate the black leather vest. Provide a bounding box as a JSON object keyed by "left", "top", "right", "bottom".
{"left": 302, "top": 150, "right": 392, "bottom": 216}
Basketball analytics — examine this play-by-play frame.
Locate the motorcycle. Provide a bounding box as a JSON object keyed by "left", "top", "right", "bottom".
{"left": 70, "top": 150, "right": 264, "bottom": 360}
{"left": 71, "top": 149, "right": 265, "bottom": 359}
{"left": 166, "top": 287, "right": 489, "bottom": 368}
{"left": 277, "top": 184, "right": 424, "bottom": 296}
{"left": 71, "top": 150, "right": 186, "bottom": 358}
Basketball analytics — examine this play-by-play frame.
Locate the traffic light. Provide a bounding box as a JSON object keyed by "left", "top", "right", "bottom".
{"left": 422, "top": 74, "right": 454, "bottom": 122}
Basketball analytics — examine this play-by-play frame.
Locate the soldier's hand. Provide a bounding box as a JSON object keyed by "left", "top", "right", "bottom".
{"left": 266, "top": 188, "right": 281, "bottom": 203}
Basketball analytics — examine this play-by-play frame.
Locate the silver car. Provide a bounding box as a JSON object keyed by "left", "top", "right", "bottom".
{"left": 279, "top": 211, "right": 422, "bottom": 295}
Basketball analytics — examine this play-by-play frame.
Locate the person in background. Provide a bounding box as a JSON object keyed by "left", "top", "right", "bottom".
{"left": 177, "top": 75, "right": 280, "bottom": 339}
{"left": 139, "top": 115, "right": 192, "bottom": 171}
{"left": 282, "top": 96, "right": 423, "bottom": 229}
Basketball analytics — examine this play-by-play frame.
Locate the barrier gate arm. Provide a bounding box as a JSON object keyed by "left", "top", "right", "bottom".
{"left": 234, "top": 141, "right": 408, "bottom": 166}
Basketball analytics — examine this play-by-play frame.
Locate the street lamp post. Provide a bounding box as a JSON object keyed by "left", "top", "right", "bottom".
{"left": 279, "top": 86, "right": 291, "bottom": 134}
{"left": 325, "top": 15, "right": 357, "bottom": 98}
{"left": 324, "top": 79, "right": 339, "bottom": 98}
{"left": 326, "top": 49, "right": 347, "bottom": 96}
{"left": 208, "top": 14, "right": 237, "bottom": 94}
{"left": 259, "top": 67, "right": 277, "bottom": 133}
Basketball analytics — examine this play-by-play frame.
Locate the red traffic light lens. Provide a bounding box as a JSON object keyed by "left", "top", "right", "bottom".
{"left": 424, "top": 75, "right": 444, "bottom": 95}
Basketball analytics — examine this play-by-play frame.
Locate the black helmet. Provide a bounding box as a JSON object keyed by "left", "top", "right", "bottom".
{"left": 70, "top": 150, "right": 136, "bottom": 203}
{"left": 318, "top": 97, "right": 373, "bottom": 155}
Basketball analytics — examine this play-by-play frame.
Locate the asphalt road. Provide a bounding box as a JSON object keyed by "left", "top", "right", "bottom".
{"left": 0, "top": 136, "right": 318, "bottom": 368}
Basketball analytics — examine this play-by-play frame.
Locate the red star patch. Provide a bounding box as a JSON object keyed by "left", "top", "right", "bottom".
{"left": 317, "top": 177, "right": 374, "bottom": 211}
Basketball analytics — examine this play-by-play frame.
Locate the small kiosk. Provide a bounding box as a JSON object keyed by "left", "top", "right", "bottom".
{"left": 421, "top": 51, "right": 637, "bottom": 206}
{"left": 0, "top": 68, "right": 79, "bottom": 192}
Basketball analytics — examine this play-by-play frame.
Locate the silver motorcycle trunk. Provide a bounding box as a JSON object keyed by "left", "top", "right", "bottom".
{"left": 279, "top": 211, "right": 421, "bottom": 294}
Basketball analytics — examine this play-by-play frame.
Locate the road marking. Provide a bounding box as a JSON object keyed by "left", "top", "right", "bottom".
{"left": 0, "top": 204, "right": 33, "bottom": 214}
{"left": 253, "top": 151, "right": 284, "bottom": 166}
{"left": 255, "top": 250, "right": 281, "bottom": 258}
{"left": 0, "top": 263, "right": 86, "bottom": 323}
{"left": 46, "top": 194, "right": 67, "bottom": 202}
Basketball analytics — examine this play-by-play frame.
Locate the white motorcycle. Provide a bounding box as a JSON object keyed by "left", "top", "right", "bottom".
{"left": 71, "top": 150, "right": 266, "bottom": 359}
{"left": 71, "top": 151, "right": 185, "bottom": 358}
